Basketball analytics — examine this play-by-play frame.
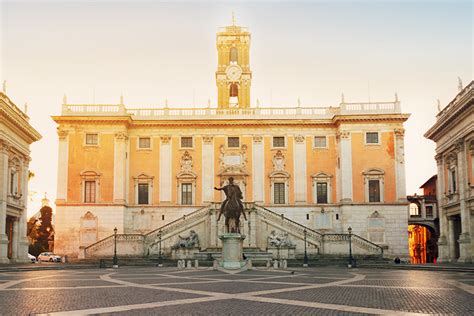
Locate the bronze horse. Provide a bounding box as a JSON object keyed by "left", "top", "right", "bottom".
{"left": 214, "top": 177, "right": 247, "bottom": 233}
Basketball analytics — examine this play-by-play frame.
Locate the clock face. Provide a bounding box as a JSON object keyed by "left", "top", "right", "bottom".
{"left": 226, "top": 65, "right": 242, "bottom": 81}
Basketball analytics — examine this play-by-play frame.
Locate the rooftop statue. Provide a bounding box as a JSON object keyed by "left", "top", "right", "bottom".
{"left": 214, "top": 177, "right": 247, "bottom": 233}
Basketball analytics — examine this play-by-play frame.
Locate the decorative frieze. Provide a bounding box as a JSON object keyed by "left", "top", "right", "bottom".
{"left": 272, "top": 150, "right": 286, "bottom": 171}
{"left": 160, "top": 136, "right": 171, "bottom": 144}
{"left": 394, "top": 128, "right": 405, "bottom": 138}
{"left": 114, "top": 132, "right": 128, "bottom": 141}
{"left": 57, "top": 129, "right": 68, "bottom": 140}
{"left": 454, "top": 139, "right": 464, "bottom": 153}
{"left": 180, "top": 151, "right": 193, "bottom": 172}
{"left": 202, "top": 136, "right": 214, "bottom": 144}
{"left": 294, "top": 135, "right": 305, "bottom": 143}
{"left": 252, "top": 135, "right": 263, "bottom": 143}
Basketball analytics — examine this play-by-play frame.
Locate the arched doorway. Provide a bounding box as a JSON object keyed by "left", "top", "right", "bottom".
{"left": 408, "top": 224, "right": 438, "bottom": 263}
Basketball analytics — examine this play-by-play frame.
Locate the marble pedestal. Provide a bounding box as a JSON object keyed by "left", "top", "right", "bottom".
{"left": 219, "top": 233, "right": 246, "bottom": 269}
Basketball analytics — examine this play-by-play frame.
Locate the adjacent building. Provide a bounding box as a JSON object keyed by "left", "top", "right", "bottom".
{"left": 53, "top": 21, "right": 410, "bottom": 259}
{"left": 425, "top": 80, "right": 474, "bottom": 263}
{"left": 407, "top": 175, "right": 439, "bottom": 263}
{"left": 0, "top": 90, "right": 41, "bottom": 263}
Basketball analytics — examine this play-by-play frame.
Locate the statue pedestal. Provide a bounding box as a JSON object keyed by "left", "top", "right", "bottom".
{"left": 267, "top": 246, "right": 296, "bottom": 259}
{"left": 171, "top": 248, "right": 199, "bottom": 260}
{"left": 219, "top": 233, "right": 246, "bottom": 269}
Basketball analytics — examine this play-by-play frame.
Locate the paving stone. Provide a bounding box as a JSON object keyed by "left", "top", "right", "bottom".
{"left": 113, "top": 299, "right": 371, "bottom": 316}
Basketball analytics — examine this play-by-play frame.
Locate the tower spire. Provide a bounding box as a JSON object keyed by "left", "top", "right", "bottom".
{"left": 232, "top": 12, "right": 236, "bottom": 26}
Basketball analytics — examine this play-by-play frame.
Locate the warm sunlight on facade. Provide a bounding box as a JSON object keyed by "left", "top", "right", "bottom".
{"left": 52, "top": 20, "right": 409, "bottom": 260}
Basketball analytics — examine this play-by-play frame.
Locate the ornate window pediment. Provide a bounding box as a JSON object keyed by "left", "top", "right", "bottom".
{"left": 362, "top": 168, "right": 385, "bottom": 177}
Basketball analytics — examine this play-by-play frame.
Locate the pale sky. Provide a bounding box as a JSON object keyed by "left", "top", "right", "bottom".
{"left": 1, "top": 0, "right": 472, "bottom": 216}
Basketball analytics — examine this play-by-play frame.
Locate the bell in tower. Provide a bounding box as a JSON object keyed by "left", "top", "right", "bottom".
{"left": 216, "top": 14, "right": 252, "bottom": 109}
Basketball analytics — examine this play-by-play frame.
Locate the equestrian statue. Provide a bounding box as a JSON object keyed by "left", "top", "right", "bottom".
{"left": 214, "top": 177, "right": 247, "bottom": 233}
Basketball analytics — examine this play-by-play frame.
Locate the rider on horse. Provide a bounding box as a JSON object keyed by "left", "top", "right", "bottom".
{"left": 214, "top": 177, "right": 247, "bottom": 232}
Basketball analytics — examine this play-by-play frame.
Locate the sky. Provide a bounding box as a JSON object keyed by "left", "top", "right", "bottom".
{"left": 1, "top": 0, "right": 472, "bottom": 216}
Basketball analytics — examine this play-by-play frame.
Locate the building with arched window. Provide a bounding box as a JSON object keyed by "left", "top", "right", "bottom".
{"left": 0, "top": 90, "right": 41, "bottom": 263}
{"left": 425, "top": 80, "right": 474, "bottom": 263}
{"left": 52, "top": 19, "right": 410, "bottom": 260}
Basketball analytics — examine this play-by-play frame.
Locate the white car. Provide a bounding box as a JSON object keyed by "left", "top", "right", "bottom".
{"left": 37, "top": 252, "right": 61, "bottom": 263}
{"left": 28, "top": 253, "right": 36, "bottom": 263}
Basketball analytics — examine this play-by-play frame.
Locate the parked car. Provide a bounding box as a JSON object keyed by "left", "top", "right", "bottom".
{"left": 37, "top": 252, "right": 61, "bottom": 263}
{"left": 27, "top": 253, "right": 36, "bottom": 263}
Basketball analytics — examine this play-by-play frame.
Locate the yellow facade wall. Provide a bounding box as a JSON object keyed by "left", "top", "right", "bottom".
{"left": 351, "top": 131, "right": 396, "bottom": 203}
{"left": 306, "top": 135, "right": 337, "bottom": 203}
{"left": 128, "top": 136, "right": 160, "bottom": 204}
{"left": 67, "top": 131, "right": 115, "bottom": 203}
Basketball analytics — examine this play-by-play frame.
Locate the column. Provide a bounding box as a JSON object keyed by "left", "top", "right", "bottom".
{"left": 0, "top": 141, "right": 10, "bottom": 263}
{"left": 448, "top": 217, "right": 456, "bottom": 262}
{"left": 294, "top": 135, "right": 307, "bottom": 203}
{"left": 202, "top": 136, "right": 214, "bottom": 203}
{"left": 159, "top": 136, "right": 172, "bottom": 203}
{"left": 11, "top": 219, "right": 19, "bottom": 262}
{"left": 113, "top": 132, "right": 127, "bottom": 203}
{"left": 436, "top": 154, "right": 449, "bottom": 262}
{"left": 17, "top": 158, "right": 29, "bottom": 262}
{"left": 56, "top": 130, "right": 69, "bottom": 202}
{"left": 456, "top": 140, "right": 471, "bottom": 263}
{"left": 394, "top": 128, "right": 407, "bottom": 201}
{"left": 249, "top": 208, "right": 257, "bottom": 247}
{"left": 339, "top": 131, "right": 353, "bottom": 202}
{"left": 252, "top": 136, "right": 264, "bottom": 203}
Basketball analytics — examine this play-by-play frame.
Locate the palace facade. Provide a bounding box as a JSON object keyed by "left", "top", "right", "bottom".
{"left": 53, "top": 21, "right": 410, "bottom": 259}
{"left": 425, "top": 80, "right": 474, "bottom": 263}
{"left": 0, "top": 90, "right": 41, "bottom": 263}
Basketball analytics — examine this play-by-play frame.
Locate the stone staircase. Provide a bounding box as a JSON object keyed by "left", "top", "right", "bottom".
{"left": 82, "top": 203, "right": 384, "bottom": 262}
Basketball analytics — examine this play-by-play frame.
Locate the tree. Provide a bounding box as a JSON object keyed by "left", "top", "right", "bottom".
{"left": 28, "top": 205, "right": 54, "bottom": 256}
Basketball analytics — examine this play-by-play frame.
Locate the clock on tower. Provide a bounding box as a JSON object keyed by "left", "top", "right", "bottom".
{"left": 215, "top": 16, "right": 252, "bottom": 109}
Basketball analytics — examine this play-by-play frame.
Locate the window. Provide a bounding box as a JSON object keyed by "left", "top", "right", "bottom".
{"left": 314, "top": 136, "right": 327, "bottom": 148}
{"left": 451, "top": 169, "right": 457, "bottom": 192}
{"left": 366, "top": 132, "right": 379, "bottom": 144}
{"left": 273, "top": 136, "right": 285, "bottom": 148}
{"left": 409, "top": 203, "right": 420, "bottom": 216}
{"left": 230, "top": 83, "right": 238, "bottom": 97}
{"left": 9, "top": 171, "right": 16, "bottom": 195}
{"left": 138, "top": 137, "right": 151, "bottom": 149}
{"left": 368, "top": 180, "right": 381, "bottom": 202}
{"left": 84, "top": 181, "right": 96, "bottom": 203}
{"left": 85, "top": 133, "right": 98, "bottom": 145}
{"left": 181, "top": 183, "right": 192, "bottom": 205}
{"left": 181, "top": 137, "right": 193, "bottom": 148}
{"left": 228, "top": 137, "right": 240, "bottom": 148}
{"left": 274, "top": 183, "right": 285, "bottom": 204}
{"left": 229, "top": 47, "right": 238, "bottom": 63}
{"left": 138, "top": 183, "right": 149, "bottom": 205}
{"left": 316, "top": 182, "right": 328, "bottom": 204}
{"left": 425, "top": 206, "right": 433, "bottom": 217}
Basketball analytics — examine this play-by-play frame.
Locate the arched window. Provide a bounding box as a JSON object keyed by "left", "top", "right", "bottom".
{"left": 409, "top": 203, "right": 420, "bottom": 217}
{"left": 230, "top": 83, "right": 238, "bottom": 97}
{"left": 229, "top": 47, "right": 238, "bottom": 64}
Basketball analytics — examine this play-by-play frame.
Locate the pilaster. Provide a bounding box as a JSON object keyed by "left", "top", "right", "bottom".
{"left": 113, "top": 132, "right": 128, "bottom": 204}
{"left": 293, "top": 135, "right": 307, "bottom": 203}
{"left": 394, "top": 128, "right": 407, "bottom": 201}
{"left": 252, "top": 135, "right": 264, "bottom": 203}
{"left": 202, "top": 136, "right": 214, "bottom": 203}
{"left": 455, "top": 140, "right": 471, "bottom": 262}
{"left": 0, "top": 141, "right": 10, "bottom": 263}
{"left": 435, "top": 154, "right": 449, "bottom": 262}
{"left": 159, "top": 136, "right": 172, "bottom": 203}
{"left": 56, "top": 129, "right": 69, "bottom": 202}
{"left": 338, "top": 131, "right": 353, "bottom": 202}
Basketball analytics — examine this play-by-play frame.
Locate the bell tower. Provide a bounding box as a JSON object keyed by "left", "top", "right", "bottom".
{"left": 216, "top": 14, "right": 252, "bottom": 109}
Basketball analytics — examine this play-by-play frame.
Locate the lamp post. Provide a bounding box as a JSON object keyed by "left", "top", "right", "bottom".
{"left": 348, "top": 226, "right": 353, "bottom": 268}
{"left": 113, "top": 227, "right": 118, "bottom": 268}
{"left": 303, "top": 229, "right": 308, "bottom": 267}
{"left": 157, "top": 229, "right": 162, "bottom": 267}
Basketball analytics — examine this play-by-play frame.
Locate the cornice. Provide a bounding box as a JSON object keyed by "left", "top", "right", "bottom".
{"left": 425, "top": 100, "right": 474, "bottom": 141}
{"left": 0, "top": 107, "right": 41, "bottom": 143}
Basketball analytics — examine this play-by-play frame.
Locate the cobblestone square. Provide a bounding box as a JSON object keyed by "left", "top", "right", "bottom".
{"left": 0, "top": 266, "right": 473, "bottom": 315}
